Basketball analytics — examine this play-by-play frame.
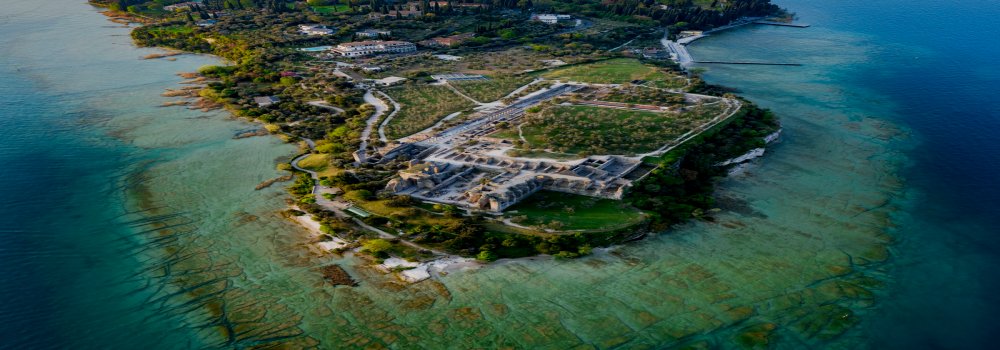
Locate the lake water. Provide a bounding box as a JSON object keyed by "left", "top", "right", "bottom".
{"left": 1, "top": 0, "right": 998, "bottom": 348}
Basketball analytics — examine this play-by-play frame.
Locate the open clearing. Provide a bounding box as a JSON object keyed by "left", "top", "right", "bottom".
{"left": 594, "top": 85, "right": 687, "bottom": 105}
{"left": 519, "top": 104, "right": 725, "bottom": 155}
{"left": 449, "top": 75, "right": 534, "bottom": 103}
{"left": 297, "top": 154, "right": 339, "bottom": 178}
{"left": 540, "top": 58, "right": 681, "bottom": 85}
{"left": 147, "top": 25, "right": 193, "bottom": 36}
{"left": 507, "top": 191, "right": 646, "bottom": 231}
{"left": 311, "top": 5, "right": 350, "bottom": 14}
{"left": 346, "top": 193, "right": 461, "bottom": 229}
{"left": 383, "top": 84, "right": 476, "bottom": 139}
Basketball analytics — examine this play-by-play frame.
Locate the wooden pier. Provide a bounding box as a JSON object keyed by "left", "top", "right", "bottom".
{"left": 754, "top": 21, "right": 811, "bottom": 28}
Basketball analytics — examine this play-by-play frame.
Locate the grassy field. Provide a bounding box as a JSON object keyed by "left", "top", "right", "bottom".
{"left": 598, "top": 86, "right": 688, "bottom": 106}
{"left": 348, "top": 195, "right": 463, "bottom": 232}
{"left": 519, "top": 104, "right": 725, "bottom": 155}
{"left": 540, "top": 58, "right": 682, "bottom": 85}
{"left": 384, "top": 84, "right": 476, "bottom": 139}
{"left": 449, "top": 75, "right": 534, "bottom": 103}
{"left": 506, "top": 149, "right": 580, "bottom": 161}
{"left": 645, "top": 76, "right": 689, "bottom": 89}
{"left": 297, "top": 154, "right": 339, "bottom": 178}
{"left": 487, "top": 127, "right": 520, "bottom": 141}
{"left": 147, "top": 25, "right": 194, "bottom": 36}
{"left": 506, "top": 191, "right": 647, "bottom": 231}
{"left": 311, "top": 5, "right": 350, "bottom": 14}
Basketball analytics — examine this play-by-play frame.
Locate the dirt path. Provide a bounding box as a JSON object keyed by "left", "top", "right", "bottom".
{"left": 443, "top": 82, "right": 484, "bottom": 105}
{"left": 306, "top": 100, "right": 345, "bottom": 114}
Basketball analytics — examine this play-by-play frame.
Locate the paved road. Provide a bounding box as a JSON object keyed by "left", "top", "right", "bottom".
{"left": 357, "top": 90, "right": 388, "bottom": 162}
{"left": 662, "top": 33, "right": 693, "bottom": 67}
{"left": 376, "top": 91, "right": 399, "bottom": 142}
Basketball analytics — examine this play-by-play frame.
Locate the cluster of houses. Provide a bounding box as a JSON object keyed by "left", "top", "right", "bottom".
{"left": 294, "top": 11, "right": 574, "bottom": 58}
{"left": 367, "top": 1, "right": 486, "bottom": 19}
{"left": 163, "top": 0, "right": 202, "bottom": 12}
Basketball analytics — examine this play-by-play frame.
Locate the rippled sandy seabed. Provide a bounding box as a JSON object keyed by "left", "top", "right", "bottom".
{"left": 3, "top": 0, "right": 910, "bottom": 348}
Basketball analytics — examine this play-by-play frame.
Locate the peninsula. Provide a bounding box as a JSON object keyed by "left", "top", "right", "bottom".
{"left": 91, "top": 0, "right": 784, "bottom": 272}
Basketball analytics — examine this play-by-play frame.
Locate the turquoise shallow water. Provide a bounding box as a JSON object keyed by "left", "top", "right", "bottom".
{"left": 1, "top": 0, "right": 998, "bottom": 348}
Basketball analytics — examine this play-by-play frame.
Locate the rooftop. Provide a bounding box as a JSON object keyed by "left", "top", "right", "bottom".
{"left": 338, "top": 40, "right": 412, "bottom": 48}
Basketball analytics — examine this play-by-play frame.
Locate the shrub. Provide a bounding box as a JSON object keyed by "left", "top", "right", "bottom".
{"left": 363, "top": 239, "right": 391, "bottom": 253}
{"left": 345, "top": 189, "right": 373, "bottom": 202}
{"left": 477, "top": 250, "right": 498, "bottom": 262}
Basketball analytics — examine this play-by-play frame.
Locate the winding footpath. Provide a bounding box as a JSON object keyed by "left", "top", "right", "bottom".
{"left": 357, "top": 90, "right": 388, "bottom": 162}
{"left": 443, "top": 82, "right": 484, "bottom": 105}
{"left": 306, "top": 100, "right": 345, "bottom": 114}
{"left": 375, "top": 91, "right": 400, "bottom": 142}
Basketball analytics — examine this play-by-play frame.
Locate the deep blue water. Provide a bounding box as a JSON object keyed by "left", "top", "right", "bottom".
{"left": 836, "top": 0, "right": 1000, "bottom": 347}
{"left": 0, "top": 1, "right": 209, "bottom": 348}
{"left": 794, "top": 0, "right": 1000, "bottom": 347}
{"left": 693, "top": 0, "right": 1000, "bottom": 347}
{"left": 0, "top": 56, "right": 189, "bottom": 347}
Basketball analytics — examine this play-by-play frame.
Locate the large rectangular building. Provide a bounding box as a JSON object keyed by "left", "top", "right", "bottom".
{"left": 531, "top": 14, "right": 572, "bottom": 24}
{"left": 332, "top": 40, "right": 416, "bottom": 57}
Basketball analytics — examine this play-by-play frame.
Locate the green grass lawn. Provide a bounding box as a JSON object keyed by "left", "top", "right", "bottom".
{"left": 384, "top": 84, "right": 476, "bottom": 139}
{"left": 506, "top": 149, "right": 580, "bottom": 161}
{"left": 506, "top": 191, "right": 646, "bottom": 231}
{"left": 148, "top": 25, "right": 194, "bottom": 36}
{"left": 297, "top": 154, "right": 339, "bottom": 178}
{"left": 311, "top": 5, "right": 350, "bottom": 14}
{"left": 519, "top": 104, "right": 724, "bottom": 155}
{"left": 449, "top": 75, "right": 534, "bottom": 103}
{"left": 645, "top": 76, "right": 689, "bottom": 89}
{"left": 487, "top": 128, "right": 520, "bottom": 141}
{"left": 350, "top": 197, "right": 462, "bottom": 229}
{"left": 540, "top": 58, "right": 682, "bottom": 85}
{"left": 597, "top": 86, "right": 688, "bottom": 106}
